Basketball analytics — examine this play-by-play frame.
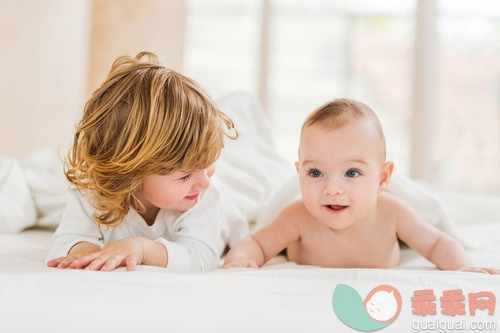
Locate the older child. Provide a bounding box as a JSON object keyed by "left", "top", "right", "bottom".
{"left": 224, "top": 98, "right": 499, "bottom": 274}
{"left": 47, "top": 52, "right": 289, "bottom": 272}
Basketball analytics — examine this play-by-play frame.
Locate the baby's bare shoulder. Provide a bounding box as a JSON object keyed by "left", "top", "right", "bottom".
{"left": 278, "top": 200, "right": 312, "bottom": 227}
{"left": 282, "top": 200, "right": 309, "bottom": 217}
{"left": 377, "top": 192, "right": 418, "bottom": 222}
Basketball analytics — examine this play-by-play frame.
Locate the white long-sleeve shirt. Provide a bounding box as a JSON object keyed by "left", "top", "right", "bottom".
{"left": 46, "top": 178, "right": 228, "bottom": 272}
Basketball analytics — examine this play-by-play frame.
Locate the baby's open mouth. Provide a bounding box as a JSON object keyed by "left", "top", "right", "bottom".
{"left": 325, "top": 205, "right": 348, "bottom": 212}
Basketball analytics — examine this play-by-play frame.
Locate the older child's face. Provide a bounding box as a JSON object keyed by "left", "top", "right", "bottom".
{"left": 296, "top": 120, "right": 392, "bottom": 231}
{"left": 141, "top": 164, "right": 216, "bottom": 212}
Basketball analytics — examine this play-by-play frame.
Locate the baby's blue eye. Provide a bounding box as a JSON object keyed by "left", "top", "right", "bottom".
{"left": 345, "top": 169, "right": 360, "bottom": 178}
{"left": 308, "top": 169, "right": 323, "bottom": 178}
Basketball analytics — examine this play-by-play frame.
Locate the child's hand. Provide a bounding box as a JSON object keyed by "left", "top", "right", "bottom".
{"left": 223, "top": 259, "right": 259, "bottom": 269}
{"left": 47, "top": 241, "right": 100, "bottom": 269}
{"left": 47, "top": 254, "right": 83, "bottom": 269}
{"left": 459, "top": 266, "right": 500, "bottom": 274}
{"left": 70, "top": 237, "right": 167, "bottom": 271}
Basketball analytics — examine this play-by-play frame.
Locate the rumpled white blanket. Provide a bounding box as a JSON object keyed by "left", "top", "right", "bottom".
{"left": 0, "top": 156, "right": 37, "bottom": 232}
{"left": 0, "top": 148, "right": 67, "bottom": 232}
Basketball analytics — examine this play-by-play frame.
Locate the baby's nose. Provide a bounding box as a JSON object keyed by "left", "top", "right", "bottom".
{"left": 324, "top": 180, "right": 345, "bottom": 196}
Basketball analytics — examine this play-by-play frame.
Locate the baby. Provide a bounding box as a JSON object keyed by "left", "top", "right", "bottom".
{"left": 224, "top": 98, "right": 499, "bottom": 273}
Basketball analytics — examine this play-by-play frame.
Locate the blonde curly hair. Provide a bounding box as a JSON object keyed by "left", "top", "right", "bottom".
{"left": 65, "top": 52, "right": 236, "bottom": 227}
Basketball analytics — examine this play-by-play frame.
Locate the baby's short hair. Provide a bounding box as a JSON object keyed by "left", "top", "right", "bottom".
{"left": 301, "top": 98, "right": 386, "bottom": 159}
{"left": 66, "top": 52, "right": 236, "bottom": 227}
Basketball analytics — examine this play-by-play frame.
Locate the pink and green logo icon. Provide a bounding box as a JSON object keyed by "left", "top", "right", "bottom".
{"left": 332, "top": 284, "right": 402, "bottom": 331}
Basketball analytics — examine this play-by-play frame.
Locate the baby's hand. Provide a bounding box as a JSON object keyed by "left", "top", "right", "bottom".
{"left": 223, "top": 259, "right": 259, "bottom": 269}
{"left": 459, "top": 266, "right": 500, "bottom": 274}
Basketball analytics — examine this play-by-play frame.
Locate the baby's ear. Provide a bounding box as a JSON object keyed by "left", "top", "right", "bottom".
{"left": 378, "top": 161, "right": 394, "bottom": 193}
{"left": 295, "top": 162, "right": 299, "bottom": 173}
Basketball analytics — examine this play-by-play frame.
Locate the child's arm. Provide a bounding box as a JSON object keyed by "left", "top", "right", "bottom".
{"left": 47, "top": 191, "right": 167, "bottom": 271}
{"left": 64, "top": 237, "right": 168, "bottom": 271}
{"left": 394, "top": 197, "right": 499, "bottom": 273}
{"left": 223, "top": 201, "right": 303, "bottom": 268}
{"left": 46, "top": 191, "right": 107, "bottom": 267}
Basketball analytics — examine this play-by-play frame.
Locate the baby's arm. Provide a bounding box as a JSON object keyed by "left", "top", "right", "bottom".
{"left": 223, "top": 236, "right": 265, "bottom": 268}
{"left": 223, "top": 201, "right": 302, "bottom": 268}
{"left": 394, "top": 197, "right": 499, "bottom": 273}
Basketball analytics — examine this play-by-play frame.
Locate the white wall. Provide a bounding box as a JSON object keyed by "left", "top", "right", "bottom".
{"left": 88, "top": 0, "right": 185, "bottom": 94}
{"left": 0, "top": 0, "right": 186, "bottom": 159}
{"left": 0, "top": 0, "right": 91, "bottom": 158}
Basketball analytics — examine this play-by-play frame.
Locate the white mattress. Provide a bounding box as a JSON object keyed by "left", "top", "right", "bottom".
{"left": 1, "top": 228, "right": 499, "bottom": 333}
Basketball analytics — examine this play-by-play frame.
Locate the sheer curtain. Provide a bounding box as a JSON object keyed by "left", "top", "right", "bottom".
{"left": 184, "top": 0, "right": 500, "bottom": 194}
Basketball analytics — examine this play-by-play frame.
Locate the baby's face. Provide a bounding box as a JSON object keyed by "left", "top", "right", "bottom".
{"left": 296, "top": 120, "right": 388, "bottom": 230}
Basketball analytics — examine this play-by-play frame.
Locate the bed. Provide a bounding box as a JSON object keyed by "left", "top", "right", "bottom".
{"left": 1, "top": 225, "right": 499, "bottom": 333}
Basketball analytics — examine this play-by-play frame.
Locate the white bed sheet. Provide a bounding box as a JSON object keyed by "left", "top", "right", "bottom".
{"left": 1, "top": 228, "right": 499, "bottom": 333}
